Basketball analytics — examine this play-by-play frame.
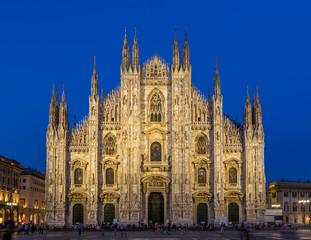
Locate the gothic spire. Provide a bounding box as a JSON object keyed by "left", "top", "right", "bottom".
{"left": 181, "top": 27, "right": 190, "bottom": 71}
{"left": 59, "top": 83, "right": 69, "bottom": 130}
{"left": 61, "top": 83, "right": 66, "bottom": 102}
{"left": 243, "top": 85, "right": 252, "bottom": 126}
{"left": 172, "top": 27, "right": 179, "bottom": 70}
{"left": 253, "top": 85, "right": 262, "bottom": 125}
{"left": 91, "top": 56, "right": 98, "bottom": 96}
{"left": 132, "top": 27, "right": 139, "bottom": 71}
{"left": 213, "top": 56, "right": 221, "bottom": 96}
{"left": 122, "top": 27, "right": 130, "bottom": 71}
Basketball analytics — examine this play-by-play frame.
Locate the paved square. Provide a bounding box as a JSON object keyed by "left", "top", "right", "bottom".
{"left": 4, "top": 229, "right": 311, "bottom": 240}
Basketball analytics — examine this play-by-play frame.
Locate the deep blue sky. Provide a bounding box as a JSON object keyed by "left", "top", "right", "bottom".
{"left": 0, "top": 1, "right": 310, "bottom": 183}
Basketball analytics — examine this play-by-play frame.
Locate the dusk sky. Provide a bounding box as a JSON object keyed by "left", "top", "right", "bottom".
{"left": 0, "top": 0, "right": 310, "bottom": 183}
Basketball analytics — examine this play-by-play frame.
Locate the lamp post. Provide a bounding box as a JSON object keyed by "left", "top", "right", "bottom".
{"left": 6, "top": 202, "right": 18, "bottom": 222}
{"left": 298, "top": 199, "right": 310, "bottom": 225}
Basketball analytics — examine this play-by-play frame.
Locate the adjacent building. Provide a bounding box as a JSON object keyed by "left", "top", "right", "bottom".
{"left": 46, "top": 28, "right": 266, "bottom": 227}
{"left": 267, "top": 180, "right": 311, "bottom": 225}
{"left": 19, "top": 168, "right": 45, "bottom": 224}
{"left": 0, "top": 155, "right": 23, "bottom": 224}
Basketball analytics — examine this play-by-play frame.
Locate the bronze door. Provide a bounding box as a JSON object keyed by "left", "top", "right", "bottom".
{"left": 148, "top": 192, "right": 164, "bottom": 224}
{"left": 197, "top": 203, "right": 208, "bottom": 224}
{"left": 104, "top": 204, "right": 115, "bottom": 224}
{"left": 228, "top": 203, "right": 239, "bottom": 224}
{"left": 73, "top": 204, "right": 83, "bottom": 224}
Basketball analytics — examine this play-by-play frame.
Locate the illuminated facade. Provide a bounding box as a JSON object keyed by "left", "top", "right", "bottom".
{"left": 45, "top": 28, "right": 266, "bottom": 227}
{"left": 0, "top": 155, "right": 22, "bottom": 224}
{"left": 267, "top": 180, "right": 311, "bottom": 225}
{"left": 19, "top": 168, "right": 45, "bottom": 224}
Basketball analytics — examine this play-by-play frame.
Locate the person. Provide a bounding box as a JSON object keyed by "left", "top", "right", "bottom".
{"left": 114, "top": 223, "right": 117, "bottom": 236}
{"left": 78, "top": 223, "right": 82, "bottom": 235}
{"left": 154, "top": 222, "right": 159, "bottom": 232}
{"left": 220, "top": 222, "right": 224, "bottom": 234}
{"left": 2, "top": 220, "right": 16, "bottom": 240}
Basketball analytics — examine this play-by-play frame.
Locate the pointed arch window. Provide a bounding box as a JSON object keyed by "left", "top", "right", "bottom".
{"left": 105, "top": 136, "right": 116, "bottom": 155}
{"left": 74, "top": 168, "right": 83, "bottom": 184}
{"left": 150, "top": 94, "right": 162, "bottom": 122}
{"left": 198, "top": 168, "right": 206, "bottom": 184}
{"left": 229, "top": 167, "right": 237, "bottom": 183}
{"left": 106, "top": 168, "right": 114, "bottom": 185}
{"left": 150, "top": 142, "right": 161, "bottom": 161}
{"left": 197, "top": 136, "right": 207, "bottom": 154}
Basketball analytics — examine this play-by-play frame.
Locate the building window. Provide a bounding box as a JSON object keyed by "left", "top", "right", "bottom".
{"left": 198, "top": 168, "right": 206, "bottom": 184}
{"left": 34, "top": 200, "right": 38, "bottom": 209}
{"left": 42, "top": 201, "right": 45, "bottom": 209}
{"left": 284, "top": 204, "right": 289, "bottom": 212}
{"left": 106, "top": 168, "right": 114, "bottom": 185}
{"left": 229, "top": 167, "right": 237, "bottom": 183}
{"left": 104, "top": 136, "right": 116, "bottom": 155}
{"left": 284, "top": 191, "right": 288, "bottom": 197}
{"left": 20, "top": 199, "right": 25, "bottom": 208}
{"left": 150, "top": 94, "right": 162, "bottom": 122}
{"left": 196, "top": 136, "right": 207, "bottom": 154}
{"left": 23, "top": 179, "right": 26, "bottom": 182}
{"left": 292, "top": 192, "right": 297, "bottom": 198}
{"left": 74, "top": 168, "right": 83, "bottom": 184}
{"left": 272, "top": 192, "right": 276, "bottom": 198}
{"left": 22, "top": 186, "right": 26, "bottom": 190}
{"left": 301, "top": 205, "right": 305, "bottom": 211}
{"left": 292, "top": 203, "right": 297, "bottom": 212}
{"left": 309, "top": 192, "right": 311, "bottom": 198}
{"left": 150, "top": 142, "right": 161, "bottom": 161}
{"left": 309, "top": 204, "right": 311, "bottom": 212}
{"left": 300, "top": 192, "right": 305, "bottom": 197}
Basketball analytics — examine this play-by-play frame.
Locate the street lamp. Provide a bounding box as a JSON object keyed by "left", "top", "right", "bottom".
{"left": 298, "top": 199, "right": 310, "bottom": 225}
{"left": 6, "top": 202, "right": 18, "bottom": 222}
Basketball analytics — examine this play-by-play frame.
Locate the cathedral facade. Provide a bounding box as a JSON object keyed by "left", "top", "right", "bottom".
{"left": 45, "top": 28, "right": 266, "bottom": 227}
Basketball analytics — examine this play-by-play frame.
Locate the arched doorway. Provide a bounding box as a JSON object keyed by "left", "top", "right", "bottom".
{"left": 148, "top": 192, "right": 164, "bottom": 224}
{"left": 104, "top": 204, "right": 115, "bottom": 224}
{"left": 5, "top": 210, "right": 10, "bottom": 221}
{"left": 73, "top": 204, "right": 83, "bottom": 224}
{"left": 228, "top": 203, "right": 239, "bottom": 224}
{"left": 197, "top": 203, "right": 208, "bottom": 224}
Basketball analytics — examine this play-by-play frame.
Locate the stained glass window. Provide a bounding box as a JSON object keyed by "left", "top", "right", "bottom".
{"left": 106, "top": 168, "right": 114, "bottom": 184}
{"left": 150, "top": 94, "right": 161, "bottom": 122}
{"left": 198, "top": 168, "right": 206, "bottom": 184}
{"left": 151, "top": 142, "right": 161, "bottom": 161}
{"left": 197, "top": 137, "right": 207, "bottom": 154}
{"left": 105, "top": 136, "right": 116, "bottom": 155}
{"left": 229, "top": 167, "right": 237, "bottom": 183}
{"left": 74, "top": 168, "right": 83, "bottom": 184}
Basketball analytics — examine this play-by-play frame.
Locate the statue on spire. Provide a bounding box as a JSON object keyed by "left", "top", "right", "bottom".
{"left": 122, "top": 27, "right": 130, "bottom": 71}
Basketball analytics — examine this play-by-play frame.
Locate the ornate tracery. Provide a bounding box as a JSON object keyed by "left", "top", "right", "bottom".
{"left": 196, "top": 136, "right": 207, "bottom": 154}
{"left": 150, "top": 94, "right": 162, "bottom": 122}
{"left": 104, "top": 135, "right": 116, "bottom": 155}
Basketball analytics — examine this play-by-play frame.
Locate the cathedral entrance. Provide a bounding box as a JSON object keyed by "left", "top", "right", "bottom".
{"left": 148, "top": 192, "right": 164, "bottom": 224}
{"left": 73, "top": 204, "right": 83, "bottom": 224}
{"left": 228, "top": 203, "right": 239, "bottom": 224}
{"left": 104, "top": 204, "right": 115, "bottom": 224}
{"left": 197, "top": 203, "right": 208, "bottom": 224}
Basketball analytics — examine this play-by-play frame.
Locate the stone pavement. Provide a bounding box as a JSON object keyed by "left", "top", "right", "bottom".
{"left": 4, "top": 229, "right": 311, "bottom": 240}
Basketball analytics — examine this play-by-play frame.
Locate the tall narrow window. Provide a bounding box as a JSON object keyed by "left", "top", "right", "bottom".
{"left": 196, "top": 136, "right": 207, "bottom": 154}
{"left": 74, "top": 168, "right": 83, "bottom": 184}
{"left": 106, "top": 168, "right": 114, "bottom": 185}
{"left": 229, "top": 167, "right": 237, "bottom": 183}
{"left": 150, "top": 94, "right": 162, "bottom": 122}
{"left": 105, "top": 136, "right": 116, "bottom": 155}
{"left": 198, "top": 168, "right": 206, "bottom": 184}
{"left": 151, "top": 142, "right": 161, "bottom": 161}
